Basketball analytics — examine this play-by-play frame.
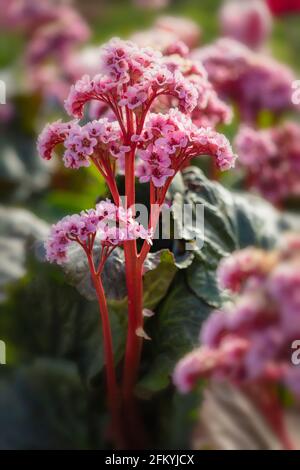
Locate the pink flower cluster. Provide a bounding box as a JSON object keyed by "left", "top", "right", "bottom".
{"left": 46, "top": 199, "right": 152, "bottom": 264}
{"left": 125, "top": 36, "right": 232, "bottom": 129}
{"left": 192, "top": 38, "right": 297, "bottom": 123}
{"left": 174, "top": 236, "right": 300, "bottom": 399}
{"left": 64, "top": 38, "right": 208, "bottom": 118}
{"left": 160, "top": 54, "right": 233, "bottom": 129}
{"left": 135, "top": 109, "right": 236, "bottom": 187}
{"left": 235, "top": 122, "right": 300, "bottom": 204}
{"left": 38, "top": 40, "right": 236, "bottom": 186}
{"left": 0, "top": 0, "right": 57, "bottom": 29}
{"left": 38, "top": 108, "right": 236, "bottom": 186}
{"left": 37, "top": 117, "right": 128, "bottom": 170}
{"left": 219, "top": 0, "right": 272, "bottom": 50}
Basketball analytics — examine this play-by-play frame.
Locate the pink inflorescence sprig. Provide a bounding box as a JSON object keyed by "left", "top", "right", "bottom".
{"left": 38, "top": 39, "right": 236, "bottom": 194}
{"left": 63, "top": 37, "right": 210, "bottom": 119}
{"left": 38, "top": 37, "right": 237, "bottom": 446}
{"left": 135, "top": 109, "right": 235, "bottom": 187}
{"left": 235, "top": 122, "right": 300, "bottom": 205}
{"left": 46, "top": 199, "right": 152, "bottom": 265}
{"left": 174, "top": 235, "right": 300, "bottom": 399}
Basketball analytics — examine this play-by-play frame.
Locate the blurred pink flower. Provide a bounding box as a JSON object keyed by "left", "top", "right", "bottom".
{"left": 155, "top": 15, "right": 201, "bottom": 49}
{"left": 1, "top": 0, "right": 90, "bottom": 103}
{"left": 235, "top": 122, "right": 300, "bottom": 205}
{"left": 174, "top": 236, "right": 300, "bottom": 400}
{"left": 219, "top": 0, "right": 272, "bottom": 50}
{"left": 192, "top": 38, "right": 297, "bottom": 124}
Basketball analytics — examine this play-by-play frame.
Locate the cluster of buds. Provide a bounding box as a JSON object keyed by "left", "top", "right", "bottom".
{"left": 174, "top": 234, "right": 300, "bottom": 400}
{"left": 219, "top": 0, "right": 272, "bottom": 50}
{"left": 46, "top": 199, "right": 152, "bottom": 265}
{"left": 192, "top": 38, "right": 297, "bottom": 123}
{"left": 235, "top": 122, "right": 300, "bottom": 205}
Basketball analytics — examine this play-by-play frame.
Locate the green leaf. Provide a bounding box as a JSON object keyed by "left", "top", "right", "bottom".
{"left": 63, "top": 245, "right": 127, "bottom": 302}
{"left": 64, "top": 245, "right": 188, "bottom": 313}
{"left": 181, "top": 167, "right": 292, "bottom": 252}
{"left": 0, "top": 359, "right": 91, "bottom": 449}
{"left": 138, "top": 272, "right": 211, "bottom": 394}
{"left": 186, "top": 253, "right": 224, "bottom": 309}
{"left": 0, "top": 129, "right": 50, "bottom": 202}
{"left": 139, "top": 167, "right": 297, "bottom": 394}
{"left": 0, "top": 261, "right": 126, "bottom": 385}
{"left": 143, "top": 250, "right": 178, "bottom": 311}
{"left": 0, "top": 206, "right": 49, "bottom": 302}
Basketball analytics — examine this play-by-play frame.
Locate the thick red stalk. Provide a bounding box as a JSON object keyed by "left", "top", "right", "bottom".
{"left": 247, "top": 385, "right": 295, "bottom": 450}
{"left": 122, "top": 107, "right": 145, "bottom": 405}
{"left": 87, "top": 253, "right": 122, "bottom": 445}
{"left": 123, "top": 248, "right": 144, "bottom": 401}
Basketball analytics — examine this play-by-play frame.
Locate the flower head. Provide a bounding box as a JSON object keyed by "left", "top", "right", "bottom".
{"left": 235, "top": 122, "right": 300, "bottom": 204}
{"left": 45, "top": 200, "right": 152, "bottom": 265}
{"left": 174, "top": 235, "right": 300, "bottom": 400}
{"left": 219, "top": 0, "right": 272, "bottom": 50}
{"left": 192, "top": 38, "right": 297, "bottom": 123}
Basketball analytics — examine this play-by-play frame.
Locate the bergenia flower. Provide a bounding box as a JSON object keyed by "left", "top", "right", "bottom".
{"left": 38, "top": 39, "right": 236, "bottom": 195}
{"left": 267, "top": 0, "right": 300, "bottom": 15}
{"left": 46, "top": 200, "right": 152, "bottom": 265}
{"left": 219, "top": 0, "right": 272, "bottom": 50}
{"left": 174, "top": 236, "right": 300, "bottom": 449}
{"left": 235, "top": 122, "right": 300, "bottom": 205}
{"left": 38, "top": 39, "right": 236, "bottom": 446}
{"left": 1, "top": 0, "right": 90, "bottom": 102}
{"left": 192, "top": 38, "right": 297, "bottom": 124}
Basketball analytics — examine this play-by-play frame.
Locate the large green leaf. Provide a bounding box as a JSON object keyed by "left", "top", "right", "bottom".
{"left": 139, "top": 167, "right": 298, "bottom": 394}
{"left": 0, "top": 206, "right": 49, "bottom": 302}
{"left": 0, "top": 261, "right": 126, "bottom": 385}
{"left": 64, "top": 244, "right": 189, "bottom": 313}
{"left": 143, "top": 249, "right": 186, "bottom": 311}
{"left": 138, "top": 272, "right": 211, "bottom": 394}
{"left": 63, "top": 245, "right": 127, "bottom": 302}
{"left": 0, "top": 359, "right": 91, "bottom": 449}
{"left": 180, "top": 167, "right": 295, "bottom": 254}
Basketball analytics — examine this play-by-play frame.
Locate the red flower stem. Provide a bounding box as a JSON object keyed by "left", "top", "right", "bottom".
{"left": 91, "top": 157, "right": 121, "bottom": 206}
{"left": 123, "top": 248, "right": 144, "bottom": 401}
{"left": 86, "top": 252, "right": 122, "bottom": 445}
{"left": 210, "top": 160, "right": 220, "bottom": 181}
{"left": 122, "top": 106, "right": 145, "bottom": 406}
{"left": 247, "top": 386, "right": 295, "bottom": 450}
